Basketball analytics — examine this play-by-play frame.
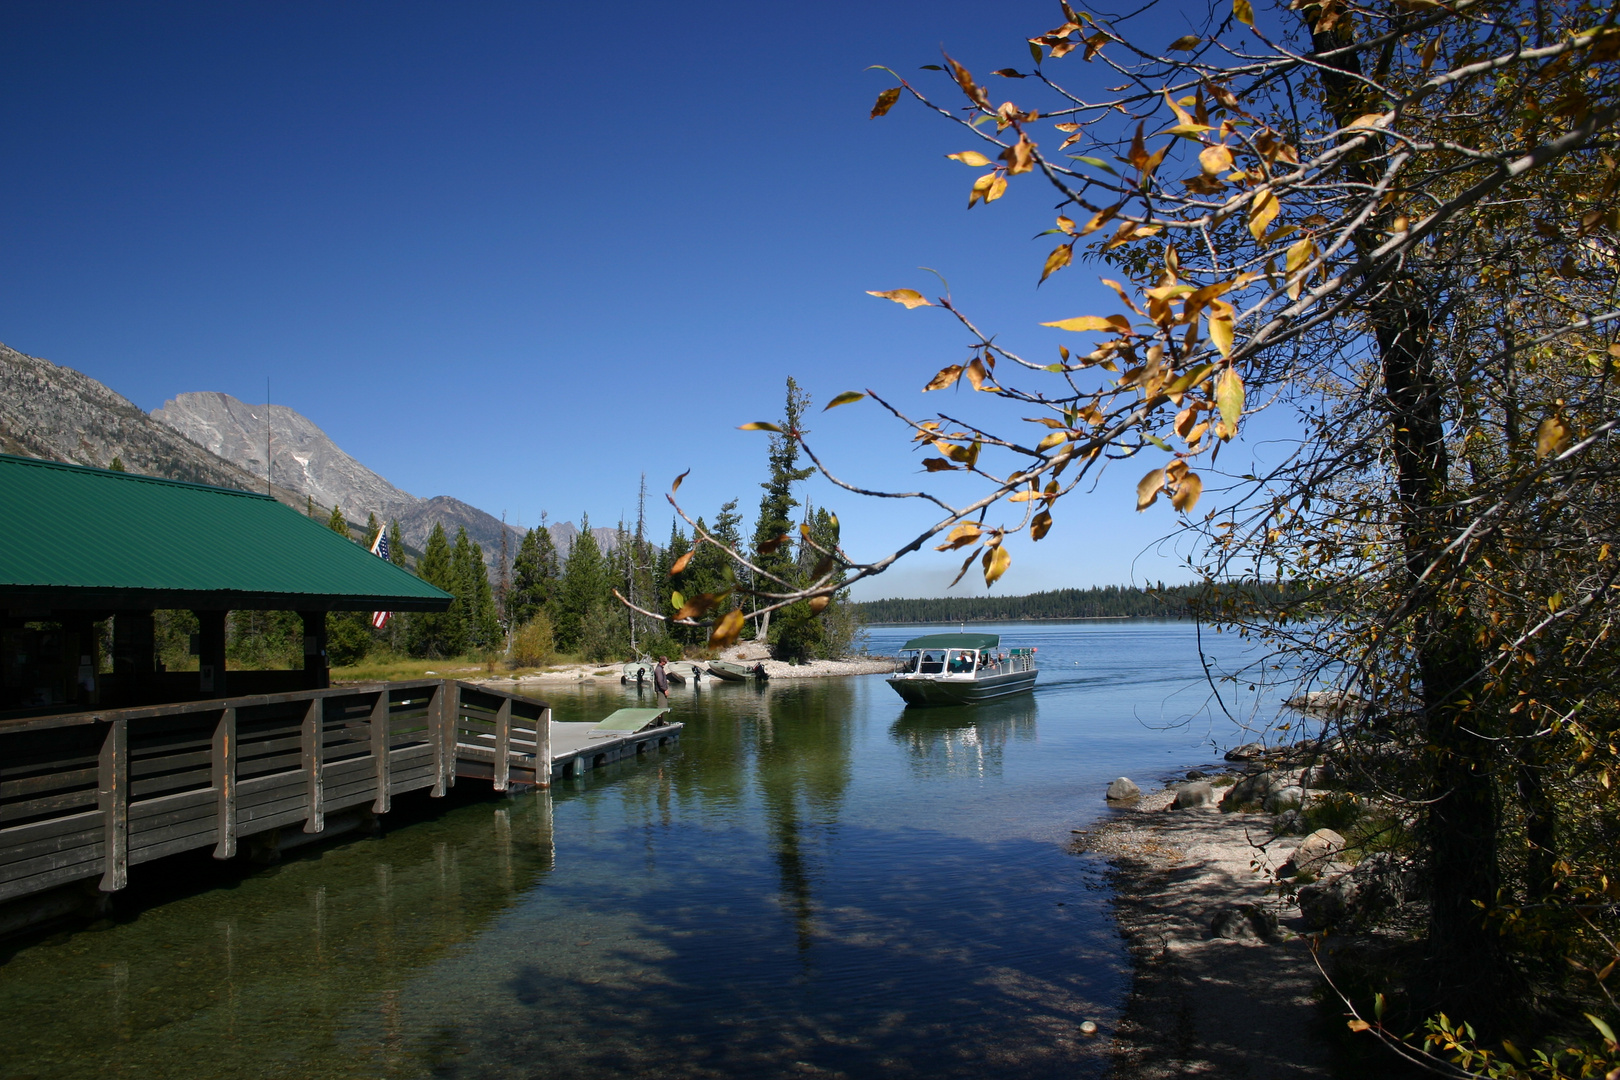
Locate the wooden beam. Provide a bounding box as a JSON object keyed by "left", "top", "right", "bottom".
{"left": 301, "top": 697, "right": 324, "bottom": 833}
{"left": 429, "top": 682, "right": 447, "bottom": 797}
{"left": 537, "top": 707, "right": 552, "bottom": 789}
{"left": 370, "top": 689, "right": 391, "bottom": 814}
{"left": 97, "top": 717, "right": 128, "bottom": 891}
{"left": 212, "top": 707, "right": 236, "bottom": 859}
{"left": 493, "top": 696, "right": 511, "bottom": 792}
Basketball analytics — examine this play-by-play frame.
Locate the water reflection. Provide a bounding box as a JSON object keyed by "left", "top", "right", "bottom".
{"left": 890, "top": 696, "right": 1040, "bottom": 779}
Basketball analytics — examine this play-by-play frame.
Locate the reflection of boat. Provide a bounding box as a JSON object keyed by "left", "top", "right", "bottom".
{"left": 709, "top": 659, "right": 768, "bottom": 682}
{"left": 890, "top": 695, "right": 1039, "bottom": 778}
{"left": 886, "top": 632, "right": 1038, "bottom": 705}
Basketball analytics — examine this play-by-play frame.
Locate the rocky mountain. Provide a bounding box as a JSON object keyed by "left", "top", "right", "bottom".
{"left": 152, "top": 391, "right": 617, "bottom": 560}
{"left": 0, "top": 343, "right": 312, "bottom": 508}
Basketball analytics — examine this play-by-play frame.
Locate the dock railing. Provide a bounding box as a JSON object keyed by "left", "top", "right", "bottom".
{"left": 0, "top": 679, "right": 550, "bottom": 907}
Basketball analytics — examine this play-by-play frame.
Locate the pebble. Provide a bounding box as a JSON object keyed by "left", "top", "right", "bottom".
{"left": 1079, "top": 1020, "right": 1099, "bottom": 1036}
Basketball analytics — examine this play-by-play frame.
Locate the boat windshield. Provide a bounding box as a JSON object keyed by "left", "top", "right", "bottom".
{"left": 945, "top": 650, "right": 977, "bottom": 674}
{"left": 919, "top": 650, "right": 946, "bottom": 674}
{"left": 894, "top": 650, "right": 920, "bottom": 674}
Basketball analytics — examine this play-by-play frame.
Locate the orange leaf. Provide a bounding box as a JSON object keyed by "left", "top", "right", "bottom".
{"left": 871, "top": 87, "right": 901, "bottom": 119}
{"left": 709, "top": 609, "right": 746, "bottom": 648}
{"left": 1136, "top": 467, "right": 1165, "bottom": 511}
{"left": 925, "top": 365, "right": 964, "bottom": 391}
{"left": 670, "top": 549, "right": 695, "bottom": 576}
{"left": 867, "top": 289, "right": 932, "bottom": 309}
{"left": 808, "top": 595, "right": 831, "bottom": 614}
{"left": 671, "top": 468, "right": 690, "bottom": 493}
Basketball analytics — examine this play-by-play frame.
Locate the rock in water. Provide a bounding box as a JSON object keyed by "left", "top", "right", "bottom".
{"left": 1105, "top": 777, "right": 1141, "bottom": 801}
{"left": 1225, "top": 742, "right": 1267, "bottom": 761}
{"left": 1185, "top": 769, "right": 1209, "bottom": 780}
{"left": 1210, "top": 903, "right": 1279, "bottom": 941}
{"left": 1174, "top": 781, "right": 1217, "bottom": 810}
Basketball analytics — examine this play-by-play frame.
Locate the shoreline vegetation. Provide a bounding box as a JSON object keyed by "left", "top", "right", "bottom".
{"left": 853, "top": 582, "right": 1297, "bottom": 625}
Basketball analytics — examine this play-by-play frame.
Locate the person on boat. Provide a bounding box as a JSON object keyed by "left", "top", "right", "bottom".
{"left": 654, "top": 656, "right": 669, "bottom": 704}
{"left": 752, "top": 662, "right": 767, "bottom": 680}
{"left": 690, "top": 663, "right": 702, "bottom": 689}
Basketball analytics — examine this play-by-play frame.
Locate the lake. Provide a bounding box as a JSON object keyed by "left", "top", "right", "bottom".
{"left": 0, "top": 620, "right": 1290, "bottom": 1080}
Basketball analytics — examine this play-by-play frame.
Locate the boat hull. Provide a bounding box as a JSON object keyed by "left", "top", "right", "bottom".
{"left": 706, "top": 660, "right": 753, "bottom": 682}
{"left": 886, "top": 668, "right": 1038, "bottom": 706}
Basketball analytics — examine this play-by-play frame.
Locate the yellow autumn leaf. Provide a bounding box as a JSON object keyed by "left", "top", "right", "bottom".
{"left": 986, "top": 175, "right": 1009, "bottom": 202}
{"left": 1042, "top": 314, "right": 1131, "bottom": 333}
{"left": 1198, "top": 144, "right": 1233, "bottom": 175}
{"left": 1209, "top": 308, "right": 1235, "bottom": 358}
{"left": 671, "top": 468, "right": 690, "bottom": 493}
{"left": 1248, "top": 187, "right": 1279, "bottom": 241}
{"left": 947, "top": 150, "right": 992, "bottom": 166}
{"left": 924, "top": 365, "right": 964, "bottom": 391}
{"left": 739, "top": 421, "right": 783, "bottom": 432}
{"left": 1171, "top": 470, "right": 1203, "bottom": 512}
{"left": 1217, "top": 365, "right": 1245, "bottom": 434}
{"left": 1041, "top": 244, "right": 1073, "bottom": 282}
{"left": 964, "top": 356, "right": 989, "bottom": 390}
{"left": 1233, "top": 0, "right": 1254, "bottom": 26}
{"left": 1537, "top": 415, "right": 1573, "bottom": 458}
{"left": 1079, "top": 203, "right": 1120, "bottom": 236}
{"left": 867, "top": 288, "right": 932, "bottom": 308}
{"left": 669, "top": 549, "right": 695, "bottom": 576}
{"left": 982, "top": 543, "right": 1012, "bottom": 585}
{"left": 709, "top": 609, "right": 746, "bottom": 648}
{"left": 1136, "top": 467, "right": 1165, "bottom": 511}
{"left": 808, "top": 595, "right": 831, "bottom": 614}
{"left": 1036, "top": 431, "right": 1068, "bottom": 451}
{"left": 935, "top": 521, "right": 982, "bottom": 550}
{"left": 1031, "top": 508, "right": 1053, "bottom": 540}
{"left": 871, "top": 87, "right": 902, "bottom": 119}
{"left": 824, "top": 391, "right": 866, "bottom": 410}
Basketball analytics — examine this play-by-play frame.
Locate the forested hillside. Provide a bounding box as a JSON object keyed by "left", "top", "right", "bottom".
{"left": 856, "top": 584, "right": 1201, "bottom": 623}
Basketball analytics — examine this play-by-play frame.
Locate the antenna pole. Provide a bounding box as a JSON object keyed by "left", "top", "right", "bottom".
{"left": 265, "top": 377, "right": 272, "bottom": 495}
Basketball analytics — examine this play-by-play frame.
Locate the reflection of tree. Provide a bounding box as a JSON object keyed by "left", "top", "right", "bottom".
{"left": 890, "top": 699, "right": 1040, "bottom": 780}
{"left": 0, "top": 789, "right": 555, "bottom": 1080}
{"left": 752, "top": 681, "right": 854, "bottom": 957}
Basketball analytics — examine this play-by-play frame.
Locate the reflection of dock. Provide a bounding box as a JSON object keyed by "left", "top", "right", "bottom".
{"left": 0, "top": 679, "right": 680, "bottom": 918}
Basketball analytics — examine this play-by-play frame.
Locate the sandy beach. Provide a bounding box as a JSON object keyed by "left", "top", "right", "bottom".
{"left": 461, "top": 641, "right": 893, "bottom": 691}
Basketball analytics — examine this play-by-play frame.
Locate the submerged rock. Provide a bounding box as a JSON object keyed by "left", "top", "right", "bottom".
{"left": 1186, "top": 769, "right": 1209, "bottom": 780}
{"left": 1106, "top": 777, "right": 1142, "bottom": 801}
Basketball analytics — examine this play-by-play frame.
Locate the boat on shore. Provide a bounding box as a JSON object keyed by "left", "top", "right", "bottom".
{"left": 886, "top": 632, "right": 1038, "bottom": 706}
{"left": 708, "top": 659, "right": 768, "bottom": 682}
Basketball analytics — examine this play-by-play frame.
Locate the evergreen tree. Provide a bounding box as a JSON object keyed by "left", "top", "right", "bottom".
{"left": 327, "top": 504, "right": 351, "bottom": 540}
{"left": 555, "top": 514, "right": 606, "bottom": 653}
{"left": 449, "top": 527, "right": 500, "bottom": 654}
{"left": 365, "top": 512, "right": 381, "bottom": 549}
{"left": 509, "top": 526, "right": 560, "bottom": 627}
{"left": 388, "top": 519, "right": 406, "bottom": 567}
{"left": 407, "top": 523, "right": 457, "bottom": 657}
{"left": 321, "top": 506, "right": 370, "bottom": 663}
{"left": 108, "top": 456, "right": 125, "bottom": 472}
{"left": 752, "top": 378, "right": 813, "bottom": 639}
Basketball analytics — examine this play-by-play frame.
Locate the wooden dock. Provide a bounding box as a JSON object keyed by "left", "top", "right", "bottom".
{"left": 0, "top": 679, "right": 681, "bottom": 911}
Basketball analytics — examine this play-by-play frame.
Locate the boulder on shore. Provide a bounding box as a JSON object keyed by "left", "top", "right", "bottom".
{"left": 1281, "top": 828, "right": 1345, "bottom": 878}
{"left": 1105, "top": 777, "right": 1142, "bottom": 802}
{"left": 1210, "top": 903, "right": 1280, "bottom": 941}
{"left": 1298, "top": 852, "right": 1417, "bottom": 930}
{"left": 1221, "top": 769, "right": 1288, "bottom": 808}
{"left": 1225, "top": 742, "right": 1267, "bottom": 761}
{"left": 1263, "top": 785, "right": 1306, "bottom": 813}
{"left": 1174, "top": 781, "right": 1218, "bottom": 810}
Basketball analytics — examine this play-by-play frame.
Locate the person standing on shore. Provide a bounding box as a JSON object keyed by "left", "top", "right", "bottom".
{"left": 653, "top": 656, "right": 669, "bottom": 706}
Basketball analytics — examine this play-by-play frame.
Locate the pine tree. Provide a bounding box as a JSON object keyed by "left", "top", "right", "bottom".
{"left": 555, "top": 514, "right": 606, "bottom": 653}
{"left": 752, "top": 378, "right": 813, "bottom": 640}
{"left": 365, "top": 512, "right": 381, "bottom": 550}
{"left": 407, "top": 523, "right": 457, "bottom": 657}
{"left": 327, "top": 504, "right": 351, "bottom": 540}
{"left": 388, "top": 519, "right": 406, "bottom": 567}
{"left": 108, "top": 456, "right": 125, "bottom": 472}
{"left": 510, "top": 523, "right": 560, "bottom": 627}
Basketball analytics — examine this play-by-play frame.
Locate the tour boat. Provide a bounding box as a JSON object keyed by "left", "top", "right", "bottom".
{"left": 886, "top": 632, "right": 1038, "bottom": 706}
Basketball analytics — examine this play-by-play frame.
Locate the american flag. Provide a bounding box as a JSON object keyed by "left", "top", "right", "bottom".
{"left": 370, "top": 528, "right": 391, "bottom": 629}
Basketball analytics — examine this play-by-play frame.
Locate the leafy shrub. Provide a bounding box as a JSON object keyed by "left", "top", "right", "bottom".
{"left": 509, "top": 613, "right": 555, "bottom": 668}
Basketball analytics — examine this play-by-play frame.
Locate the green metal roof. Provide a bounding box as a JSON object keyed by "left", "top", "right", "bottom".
{"left": 898, "top": 633, "right": 1001, "bottom": 652}
{"left": 0, "top": 454, "right": 452, "bottom": 612}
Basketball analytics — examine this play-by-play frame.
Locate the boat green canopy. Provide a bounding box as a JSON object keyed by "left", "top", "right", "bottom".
{"left": 898, "top": 633, "right": 1001, "bottom": 652}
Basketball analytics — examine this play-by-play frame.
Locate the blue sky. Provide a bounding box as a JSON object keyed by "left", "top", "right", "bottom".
{"left": 0, "top": 0, "right": 1243, "bottom": 598}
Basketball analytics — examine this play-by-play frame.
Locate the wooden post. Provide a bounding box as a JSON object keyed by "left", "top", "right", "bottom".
{"left": 370, "top": 687, "right": 391, "bottom": 814}
{"left": 429, "top": 682, "right": 447, "bottom": 797}
{"left": 302, "top": 696, "right": 324, "bottom": 833}
{"left": 443, "top": 681, "right": 458, "bottom": 790}
{"left": 212, "top": 706, "right": 237, "bottom": 859}
{"left": 98, "top": 718, "right": 128, "bottom": 892}
{"left": 299, "top": 612, "right": 329, "bottom": 690}
{"left": 493, "top": 696, "right": 511, "bottom": 792}
{"left": 536, "top": 707, "right": 552, "bottom": 789}
{"left": 194, "top": 609, "right": 228, "bottom": 698}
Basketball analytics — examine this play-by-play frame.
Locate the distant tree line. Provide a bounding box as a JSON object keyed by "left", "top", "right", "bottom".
{"left": 854, "top": 582, "right": 1300, "bottom": 624}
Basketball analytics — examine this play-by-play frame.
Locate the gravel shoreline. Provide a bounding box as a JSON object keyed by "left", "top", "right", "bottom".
{"left": 1076, "top": 785, "right": 1338, "bottom": 1078}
